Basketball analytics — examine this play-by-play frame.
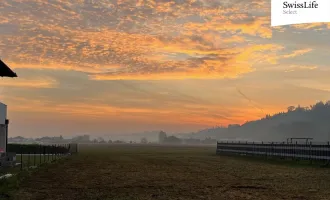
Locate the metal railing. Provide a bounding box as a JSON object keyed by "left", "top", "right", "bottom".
{"left": 1, "top": 143, "right": 78, "bottom": 171}
{"left": 216, "top": 141, "right": 330, "bottom": 162}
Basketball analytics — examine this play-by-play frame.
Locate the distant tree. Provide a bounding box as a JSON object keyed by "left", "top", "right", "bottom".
{"left": 141, "top": 137, "right": 148, "bottom": 144}
{"left": 164, "top": 135, "right": 181, "bottom": 144}
{"left": 287, "top": 106, "right": 295, "bottom": 112}
{"left": 202, "top": 137, "right": 217, "bottom": 144}
{"left": 228, "top": 124, "right": 240, "bottom": 128}
{"left": 183, "top": 137, "right": 201, "bottom": 145}
{"left": 98, "top": 137, "right": 105, "bottom": 143}
{"left": 326, "top": 101, "right": 330, "bottom": 106}
{"left": 113, "top": 140, "right": 125, "bottom": 144}
{"left": 181, "top": 100, "right": 330, "bottom": 142}
{"left": 158, "top": 131, "right": 167, "bottom": 143}
{"left": 99, "top": 139, "right": 106, "bottom": 144}
{"left": 108, "top": 140, "right": 112, "bottom": 144}
{"left": 311, "top": 101, "right": 325, "bottom": 111}
{"left": 294, "top": 105, "right": 306, "bottom": 112}
{"left": 72, "top": 135, "right": 90, "bottom": 143}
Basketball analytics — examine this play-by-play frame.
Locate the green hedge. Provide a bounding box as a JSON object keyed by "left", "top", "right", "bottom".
{"left": 7, "top": 144, "right": 70, "bottom": 154}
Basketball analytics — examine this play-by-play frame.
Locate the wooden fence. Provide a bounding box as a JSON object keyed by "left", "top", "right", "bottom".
{"left": 216, "top": 141, "right": 330, "bottom": 161}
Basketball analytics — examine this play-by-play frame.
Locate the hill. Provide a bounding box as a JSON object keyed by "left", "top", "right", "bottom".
{"left": 191, "top": 101, "right": 330, "bottom": 142}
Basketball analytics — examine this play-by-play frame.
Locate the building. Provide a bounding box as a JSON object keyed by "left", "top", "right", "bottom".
{"left": 0, "top": 59, "right": 17, "bottom": 153}
{"left": 0, "top": 59, "right": 17, "bottom": 77}
{"left": 0, "top": 103, "right": 7, "bottom": 152}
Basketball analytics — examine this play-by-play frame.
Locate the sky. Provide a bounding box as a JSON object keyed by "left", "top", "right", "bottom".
{"left": 1, "top": 0, "right": 330, "bottom": 137}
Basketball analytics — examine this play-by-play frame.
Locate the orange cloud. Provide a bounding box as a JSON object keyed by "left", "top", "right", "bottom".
{"left": 89, "top": 43, "right": 284, "bottom": 80}
{"left": 7, "top": 62, "right": 120, "bottom": 74}
{"left": 0, "top": 0, "right": 283, "bottom": 81}
{"left": 292, "top": 23, "right": 330, "bottom": 30}
{"left": 184, "top": 16, "right": 272, "bottom": 38}
{"left": 284, "top": 65, "right": 318, "bottom": 72}
{"left": 282, "top": 48, "right": 313, "bottom": 59}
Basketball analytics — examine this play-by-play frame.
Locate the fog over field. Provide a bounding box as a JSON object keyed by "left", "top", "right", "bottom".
{"left": 10, "top": 100, "right": 330, "bottom": 145}
{"left": 96, "top": 101, "right": 330, "bottom": 143}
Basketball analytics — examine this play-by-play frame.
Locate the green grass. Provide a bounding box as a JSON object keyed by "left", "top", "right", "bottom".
{"left": 216, "top": 152, "right": 330, "bottom": 168}
{"left": 16, "top": 154, "right": 61, "bottom": 166}
{"left": 0, "top": 155, "right": 68, "bottom": 199}
{"left": 3, "top": 144, "right": 330, "bottom": 200}
{"left": 0, "top": 154, "right": 64, "bottom": 176}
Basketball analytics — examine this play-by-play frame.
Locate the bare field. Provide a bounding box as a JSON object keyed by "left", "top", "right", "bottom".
{"left": 11, "top": 144, "right": 330, "bottom": 200}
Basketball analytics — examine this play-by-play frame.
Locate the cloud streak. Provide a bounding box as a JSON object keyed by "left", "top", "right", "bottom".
{"left": 0, "top": 77, "right": 57, "bottom": 88}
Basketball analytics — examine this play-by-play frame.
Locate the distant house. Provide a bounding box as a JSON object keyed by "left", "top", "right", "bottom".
{"left": 0, "top": 59, "right": 17, "bottom": 77}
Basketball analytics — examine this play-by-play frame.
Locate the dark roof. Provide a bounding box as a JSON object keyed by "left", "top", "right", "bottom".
{"left": 0, "top": 59, "right": 17, "bottom": 77}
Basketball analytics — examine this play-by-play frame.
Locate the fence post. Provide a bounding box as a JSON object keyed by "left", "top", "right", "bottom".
{"left": 294, "top": 141, "right": 297, "bottom": 161}
{"left": 34, "top": 151, "right": 36, "bottom": 166}
{"left": 305, "top": 141, "right": 308, "bottom": 162}
{"left": 288, "top": 143, "right": 295, "bottom": 160}
{"left": 309, "top": 141, "right": 312, "bottom": 164}
{"left": 327, "top": 141, "right": 330, "bottom": 162}
{"left": 216, "top": 142, "right": 218, "bottom": 154}
{"left": 323, "top": 142, "right": 326, "bottom": 165}
{"left": 282, "top": 142, "right": 284, "bottom": 159}
{"left": 271, "top": 142, "right": 273, "bottom": 158}
{"left": 283, "top": 141, "right": 286, "bottom": 160}
{"left": 28, "top": 151, "right": 30, "bottom": 169}
{"left": 282, "top": 142, "right": 284, "bottom": 160}
{"left": 20, "top": 145, "right": 23, "bottom": 171}
{"left": 39, "top": 145, "right": 42, "bottom": 165}
{"left": 261, "top": 141, "right": 264, "bottom": 158}
{"left": 43, "top": 146, "right": 46, "bottom": 163}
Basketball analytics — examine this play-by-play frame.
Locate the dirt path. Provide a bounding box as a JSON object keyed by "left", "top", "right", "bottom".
{"left": 13, "top": 145, "right": 330, "bottom": 200}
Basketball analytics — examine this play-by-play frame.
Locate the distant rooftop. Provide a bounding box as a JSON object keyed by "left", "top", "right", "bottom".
{"left": 0, "top": 59, "right": 17, "bottom": 77}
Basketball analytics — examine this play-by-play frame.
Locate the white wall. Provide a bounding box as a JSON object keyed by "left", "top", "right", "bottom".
{"left": 0, "top": 102, "right": 7, "bottom": 152}
{"left": 0, "top": 125, "right": 6, "bottom": 152}
{"left": 0, "top": 102, "right": 6, "bottom": 125}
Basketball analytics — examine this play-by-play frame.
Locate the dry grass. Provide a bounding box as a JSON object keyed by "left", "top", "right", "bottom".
{"left": 11, "top": 144, "right": 330, "bottom": 200}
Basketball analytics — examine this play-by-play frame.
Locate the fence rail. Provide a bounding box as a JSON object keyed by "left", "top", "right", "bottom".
{"left": 216, "top": 141, "right": 330, "bottom": 161}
